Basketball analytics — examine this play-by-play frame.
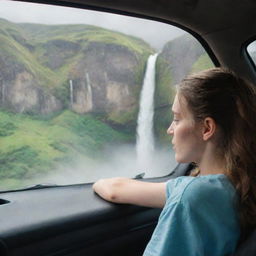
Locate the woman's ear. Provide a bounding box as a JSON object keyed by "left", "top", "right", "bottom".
{"left": 202, "top": 117, "right": 216, "bottom": 141}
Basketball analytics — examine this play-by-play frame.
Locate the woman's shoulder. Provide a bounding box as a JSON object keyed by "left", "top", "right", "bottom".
{"left": 184, "top": 174, "right": 237, "bottom": 208}
{"left": 166, "top": 174, "right": 237, "bottom": 206}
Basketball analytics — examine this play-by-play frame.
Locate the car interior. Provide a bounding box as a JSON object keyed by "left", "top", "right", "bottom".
{"left": 0, "top": 0, "right": 256, "bottom": 255}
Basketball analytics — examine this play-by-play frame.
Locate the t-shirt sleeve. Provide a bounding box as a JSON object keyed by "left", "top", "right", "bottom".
{"left": 143, "top": 176, "right": 240, "bottom": 256}
{"left": 165, "top": 176, "right": 194, "bottom": 202}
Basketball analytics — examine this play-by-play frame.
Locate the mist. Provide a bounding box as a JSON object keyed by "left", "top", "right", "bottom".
{"left": 33, "top": 144, "right": 176, "bottom": 186}
{"left": 0, "top": 0, "right": 185, "bottom": 50}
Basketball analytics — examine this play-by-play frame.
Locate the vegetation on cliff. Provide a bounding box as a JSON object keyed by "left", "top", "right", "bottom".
{"left": 0, "top": 19, "right": 153, "bottom": 117}
{"left": 153, "top": 34, "right": 214, "bottom": 145}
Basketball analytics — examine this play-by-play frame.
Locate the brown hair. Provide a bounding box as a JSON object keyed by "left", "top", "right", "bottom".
{"left": 178, "top": 68, "right": 256, "bottom": 240}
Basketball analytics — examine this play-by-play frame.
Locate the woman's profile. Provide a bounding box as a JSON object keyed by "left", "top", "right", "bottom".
{"left": 93, "top": 68, "right": 256, "bottom": 256}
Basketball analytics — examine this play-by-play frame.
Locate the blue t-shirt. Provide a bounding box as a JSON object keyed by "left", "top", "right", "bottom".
{"left": 143, "top": 174, "right": 240, "bottom": 256}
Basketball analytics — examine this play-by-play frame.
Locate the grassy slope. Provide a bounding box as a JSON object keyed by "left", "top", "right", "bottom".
{"left": 19, "top": 23, "right": 152, "bottom": 55}
{"left": 190, "top": 53, "right": 214, "bottom": 73}
{"left": 0, "top": 110, "right": 131, "bottom": 190}
{"left": 0, "top": 20, "right": 58, "bottom": 93}
{"left": 0, "top": 34, "right": 57, "bottom": 87}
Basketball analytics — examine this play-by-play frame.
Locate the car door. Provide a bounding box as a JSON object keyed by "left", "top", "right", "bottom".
{"left": 0, "top": 0, "right": 218, "bottom": 255}
{"left": 0, "top": 163, "right": 194, "bottom": 256}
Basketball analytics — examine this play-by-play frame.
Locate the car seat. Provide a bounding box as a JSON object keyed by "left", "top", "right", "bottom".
{"left": 233, "top": 230, "right": 256, "bottom": 256}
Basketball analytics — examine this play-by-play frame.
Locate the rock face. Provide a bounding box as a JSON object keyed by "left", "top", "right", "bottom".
{"left": 0, "top": 57, "right": 62, "bottom": 114}
{"left": 159, "top": 34, "right": 205, "bottom": 84}
{"left": 0, "top": 19, "right": 152, "bottom": 122}
{"left": 70, "top": 42, "right": 139, "bottom": 115}
{"left": 154, "top": 34, "right": 213, "bottom": 144}
{"left": 42, "top": 39, "right": 81, "bottom": 70}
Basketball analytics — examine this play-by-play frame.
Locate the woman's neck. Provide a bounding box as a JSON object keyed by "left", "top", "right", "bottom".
{"left": 197, "top": 145, "right": 227, "bottom": 176}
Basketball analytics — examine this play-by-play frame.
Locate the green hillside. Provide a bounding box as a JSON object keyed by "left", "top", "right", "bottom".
{"left": 19, "top": 23, "right": 151, "bottom": 55}
{"left": 190, "top": 53, "right": 214, "bottom": 73}
{"left": 19, "top": 23, "right": 153, "bottom": 71}
{"left": 0, "top": 19, "right": 57, "bottom": 86}
{"left": 0, "top": 19, "right": 153, "bottom": 96}
{"left": 0, "top": 110, "right": 131, "bottom": 190}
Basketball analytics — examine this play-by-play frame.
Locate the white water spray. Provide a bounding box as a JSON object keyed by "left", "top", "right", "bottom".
{"left": 136, "top": 53, "right": 158, "bottom": 170}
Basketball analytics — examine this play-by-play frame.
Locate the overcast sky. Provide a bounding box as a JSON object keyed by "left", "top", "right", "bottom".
{"left": 0, "top": 0, "right": 185, "bottom": 50}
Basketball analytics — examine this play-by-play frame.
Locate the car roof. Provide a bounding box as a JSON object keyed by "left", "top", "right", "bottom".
{"left": 17, "top": 0, "right": 256, "bottom": 82}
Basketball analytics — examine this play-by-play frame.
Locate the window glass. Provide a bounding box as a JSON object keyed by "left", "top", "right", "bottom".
{"left": 247, "top": 40, "right": 256, "bottom": 65}
{"left": 0, "top": 0, "right": 214, "bottom": 190}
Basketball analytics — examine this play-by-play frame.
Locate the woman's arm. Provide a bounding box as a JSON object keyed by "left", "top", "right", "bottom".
{"left": 93, "top": 177, "right": 166, "bottom": 208}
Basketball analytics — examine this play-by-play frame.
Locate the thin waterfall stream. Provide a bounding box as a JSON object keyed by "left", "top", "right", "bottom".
{"left": 69, "top": 79, "right": 74, "bottom": 107}
{"left": 136, "top": 53, "right": 158, "bottom": 171}
{"left": 86, "top": 72, "right": 93, "bottom": 109}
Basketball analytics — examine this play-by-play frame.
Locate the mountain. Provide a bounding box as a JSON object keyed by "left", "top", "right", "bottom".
{"left": 0, "top": 19, "right": 153, "bottom": 127}
{"left": 0, "top": 19, "right": 155, "bottom": 189}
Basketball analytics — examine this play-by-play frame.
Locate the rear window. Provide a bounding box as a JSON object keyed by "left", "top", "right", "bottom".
{"left": 247, "top": 40, "right": 256, "bottom": 65}
{"left": 0, "top": 0, "right": 214, "bottom": 191}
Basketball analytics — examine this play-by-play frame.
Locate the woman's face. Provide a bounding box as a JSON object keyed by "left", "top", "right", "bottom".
{"left": 167, "top": 93, "right": 204, "bottom": 164}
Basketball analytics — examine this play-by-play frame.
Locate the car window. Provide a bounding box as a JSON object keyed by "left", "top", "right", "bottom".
{"left": 247, "top": 40, "right": 256, "bottom": 65}
{"left": 0, "top": 0, "right": 214, "bottom": 191}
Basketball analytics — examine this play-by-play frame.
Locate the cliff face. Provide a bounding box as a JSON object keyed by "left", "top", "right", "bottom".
{"left": 154, "top": 34, "right": 214, "bottom": 144}
{"left": 0, "top": 52, "right": 62, "bottom": 114}
{"left": 159, "top": 34, "right": 206, "bottom": 84}
{"left": 70, "top": 42, "right": 139, "bottom": 115}
{"left": 0, "top": 19, "right": 153, "bottom": 126}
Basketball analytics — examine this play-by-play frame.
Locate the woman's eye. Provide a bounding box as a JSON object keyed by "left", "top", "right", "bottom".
{"left": 173, "top": 119, "right": 179, "bottom": 123}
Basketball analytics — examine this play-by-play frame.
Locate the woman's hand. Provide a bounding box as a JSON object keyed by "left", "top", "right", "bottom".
{"left": 93, "top": 177, "right": 166, "bottom": 208}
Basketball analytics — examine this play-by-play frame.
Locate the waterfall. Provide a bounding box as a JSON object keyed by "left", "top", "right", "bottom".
{"left": 69, "top": 80, "right": 73, "bottom": 107}
{"left": 86, "top": 73, "right": 93, "bottom": 109}
{"left": 136, "top": 53, "right": 158, "bottom": 170}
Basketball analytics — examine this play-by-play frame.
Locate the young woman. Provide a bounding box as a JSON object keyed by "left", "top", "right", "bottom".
{"left": 93, "top": 68, "right": 256, "bottom": 256}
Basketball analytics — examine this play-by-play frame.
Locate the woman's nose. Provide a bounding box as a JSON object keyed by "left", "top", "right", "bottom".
{"left": 167, "top": 122, "right": 174, "bottom": 135}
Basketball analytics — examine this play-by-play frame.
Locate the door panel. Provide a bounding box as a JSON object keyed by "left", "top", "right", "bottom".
{"left": 0, "top": 164, "right": 191, "bottom": 256}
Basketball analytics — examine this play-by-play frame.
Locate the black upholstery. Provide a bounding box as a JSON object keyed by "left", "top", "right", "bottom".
{"left": 233, "top": 230, "right": 256, "bottom": 256}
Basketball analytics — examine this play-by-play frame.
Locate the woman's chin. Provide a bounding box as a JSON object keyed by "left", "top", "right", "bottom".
{"left": 175, "top": 154, "right": 182, "bottom": 163}
{"left": 175, "top": 154, "right": 189, "bottom": 163}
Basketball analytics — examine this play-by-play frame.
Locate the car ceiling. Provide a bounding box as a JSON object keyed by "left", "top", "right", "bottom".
{"left": 56, "top": 0, "right": 256, "bottom": 36}
{"left": 15, "top": 0, "right": 256, "bottom": 81}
